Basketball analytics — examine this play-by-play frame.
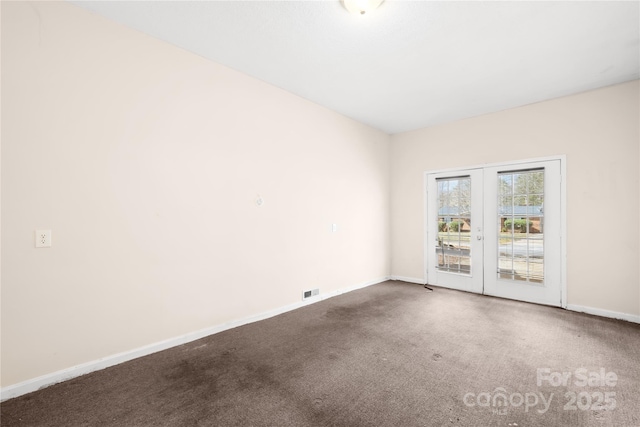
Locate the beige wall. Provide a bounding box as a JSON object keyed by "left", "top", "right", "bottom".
{"left": 1, "top": 2, "right": 390, "bottom": 387}
{"left": 391, "top": 80, "right": 640, "bottom": 317}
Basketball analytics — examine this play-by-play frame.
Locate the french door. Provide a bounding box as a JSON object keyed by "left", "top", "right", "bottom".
{"left": 426, "top": 159, "right": 563, "bottom": 307}
{"left": 426, "top": 169, "right": 484, "bottom": 294}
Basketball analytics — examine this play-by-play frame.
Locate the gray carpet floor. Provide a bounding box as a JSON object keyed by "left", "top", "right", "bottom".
{"left": 2, "top": 280, "right": 639, "bottom": 426}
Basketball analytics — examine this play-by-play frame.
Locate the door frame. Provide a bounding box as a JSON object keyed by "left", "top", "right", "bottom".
{"left": 423, "top": 155, "right": 567, "bottom": 308}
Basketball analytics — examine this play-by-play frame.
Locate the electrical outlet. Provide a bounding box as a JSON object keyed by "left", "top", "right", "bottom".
{"left": 35, "top": 230, "right": 52, "bottom": 248}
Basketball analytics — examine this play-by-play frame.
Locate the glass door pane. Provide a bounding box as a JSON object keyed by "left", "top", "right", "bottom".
{"left": 437, "top": 177, "right": 472, "bottom": 274}
{"left": 497, "top": 169, "right": 545, "bottom": 283}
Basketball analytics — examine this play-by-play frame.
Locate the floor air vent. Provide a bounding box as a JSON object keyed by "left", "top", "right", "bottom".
{"left": 302, "top": 288, "right": 320, "bottom": 300}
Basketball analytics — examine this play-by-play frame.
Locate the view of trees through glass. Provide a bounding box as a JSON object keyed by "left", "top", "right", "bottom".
{"left": 436, "top": 177, "right": 471, "bottom": 274}
{"left": 498, "top": 169, "right": 544, "bottom": 283}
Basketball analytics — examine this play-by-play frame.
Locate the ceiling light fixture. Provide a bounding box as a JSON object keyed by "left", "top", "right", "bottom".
{"left": 341, "top": 0, "right": 384, "bottom": 15}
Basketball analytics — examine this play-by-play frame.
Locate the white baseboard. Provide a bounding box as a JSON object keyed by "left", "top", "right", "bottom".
{"left": 389, "top": 275, "right": 425, "bottom": 285}
{"left": 0, "top": 276, "right": 389, "bottom": 402}
{"left": 566, "top": 304, "right": 640, "bottom": 324}
{"left": 387, "top": 279, "right": 639, "bottom": 325}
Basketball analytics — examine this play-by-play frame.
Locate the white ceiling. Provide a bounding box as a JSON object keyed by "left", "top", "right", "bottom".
{"left": 72, "top": 1, "right": 640, "bottom": 134}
